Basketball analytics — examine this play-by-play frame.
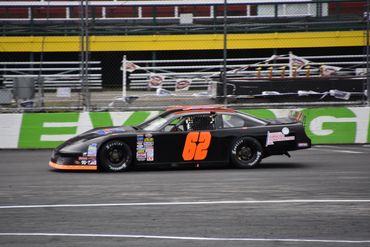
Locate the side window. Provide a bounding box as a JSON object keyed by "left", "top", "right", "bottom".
{"left": 185, "top": 114, "right": 215, "bottom": 131}
{"left": 163, "top": 117, "right": 186, "bottom": 132}
{"left": 220, "top": 114, "right": 245, "bottom": 128}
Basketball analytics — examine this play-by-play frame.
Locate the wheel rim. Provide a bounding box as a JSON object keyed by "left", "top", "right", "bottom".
{"left": 237, "top": 144, "right": 254, "bottom": 162}
{"left": 107, "top": 146, "right": 126, "bottom": 167}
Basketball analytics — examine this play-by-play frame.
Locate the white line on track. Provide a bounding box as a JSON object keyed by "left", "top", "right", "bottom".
{"left": 0, "top": 233, "right": 369, "bottom": 243}
{"left": 310, "top": 147, "right": 363, "bottom": 154}
{"left": 0, "top": 199, "right": 369, "bottom": 209}
{"left": 315, "top": 145, "right": 370, "bottom": 152}
{"left": 315, "top": 145, "right": 367, "bottom": 149}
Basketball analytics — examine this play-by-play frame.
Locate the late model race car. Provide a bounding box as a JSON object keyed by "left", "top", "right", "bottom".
{"left": 49, "top": 106, "right": 311, "bottom": 172}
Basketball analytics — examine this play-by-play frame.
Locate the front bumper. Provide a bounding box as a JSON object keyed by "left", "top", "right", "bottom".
{"left": 49, "top": 152, "right": 97, "bottom": 171}
{"left": 49, "top": 161, "right": 97, "bottom": 171}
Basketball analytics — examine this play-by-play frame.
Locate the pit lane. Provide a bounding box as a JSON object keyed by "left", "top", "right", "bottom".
{"left": 0, "top": 146, "right": 369, "bottom": 247}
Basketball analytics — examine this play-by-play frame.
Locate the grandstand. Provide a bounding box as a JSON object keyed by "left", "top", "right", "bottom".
{"left": 0, "top": 1, "right": 365, "bottom": 36}
{"left": 0, "top": 0, "right": 368, "bottom": 108}
{"left": 0, "top": 1, "right": 365, "bottom": 21}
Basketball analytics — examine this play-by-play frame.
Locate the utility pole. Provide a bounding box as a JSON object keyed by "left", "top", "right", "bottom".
{"left": 222, "top": 0, "right": 228, "bottom": 105}
{"left": 80, "top": 0, "right": 90, "bottom": 110}
{"left": 367, "top": 0, "right": 370, "bottom": 105}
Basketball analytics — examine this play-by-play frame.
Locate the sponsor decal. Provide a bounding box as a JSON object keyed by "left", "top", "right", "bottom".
{"left": 81, "top": 159, "right": 97, "bottom": 166}
{"left": 136, "top": 153, "right": 146, "bottom": 161}
{"left": 146, "top": 148, "right": 154, "bottom": 161}
{"left": 78, "top": 155, "right": 97, "bottom": 166}
{"left": 96, "top": 128, "right": 126, "bottom": 135}
{"left": 96, "top": 129, "right": 109, "bottom": 135}
{"left": 137, "top": 135, "right": 144, "bottom": 141}
{"left": 79, "top": 144, "right": 98, "bottom": 166}
{"left": 282, "top": 127, "right": 290, "bottom": 135}
{"left": 144, "top": 137, "right": 154, "bottom": 146}
{"left": 266, "top": 131, "right": 295, "bottom": 146}
{"left": 144, "top": 135, "right": 154, "bottom": 161}
{"left": 136, "top": 134, "right": 155, "bottom": 161}
{"left": 298, "top": 142, "right": 309, "bottom": 148}
{"left": 136, "top": 134, "right": 145, "bottom": 161}
{"left": 87, "top": 143, "right": 97, "bottom": 157}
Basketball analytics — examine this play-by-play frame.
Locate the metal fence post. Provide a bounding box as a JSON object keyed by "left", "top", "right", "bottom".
{"left": 122, "top": 55, "right": 127, "bottom": 99}
{"left": 367, "top": 0, "right": 370, "bottom": 105}
{"left": 80, "top": 0, "right": 90, "bottom": 111}
{"left": 222, "top": 0, "right": 228, "bottom": 105}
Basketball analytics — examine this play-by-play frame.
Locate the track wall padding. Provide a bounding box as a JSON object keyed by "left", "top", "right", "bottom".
{"left": 0, "top": 31, "right": 364, "bottom": 52}
{"left": 0, "top": 107, "right": 369, "bottom": 149}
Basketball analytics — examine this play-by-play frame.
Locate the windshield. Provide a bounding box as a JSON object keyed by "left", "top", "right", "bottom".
{"left": 137, "top": 112, "right": 174, "bottom": 131}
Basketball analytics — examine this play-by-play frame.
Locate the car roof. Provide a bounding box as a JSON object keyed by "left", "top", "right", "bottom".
{"left": 165, "top": 105, "right": 236, "bottom": 114}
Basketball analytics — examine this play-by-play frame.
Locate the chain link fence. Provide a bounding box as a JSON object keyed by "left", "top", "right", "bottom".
{"left": 0, "top": 0, "right": 368, "bottom": 112}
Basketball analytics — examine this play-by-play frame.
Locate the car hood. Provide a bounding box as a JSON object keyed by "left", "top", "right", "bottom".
{"left": 73, "top": 126, "right": 137, "bottom": 141}
{"left": 55, "top": 126, "right": 137, "bottom": 153}
{"left": 89, "top": 126, "right": 137, "bottom": 135}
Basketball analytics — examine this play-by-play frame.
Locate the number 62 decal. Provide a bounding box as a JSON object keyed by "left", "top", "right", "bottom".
{"left": 182, "top": 132, "right": 212, "bottom": 161}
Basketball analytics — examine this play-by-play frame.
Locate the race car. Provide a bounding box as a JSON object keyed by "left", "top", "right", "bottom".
{"left": 49, "top": 106, "right": 311, "bottom": 172}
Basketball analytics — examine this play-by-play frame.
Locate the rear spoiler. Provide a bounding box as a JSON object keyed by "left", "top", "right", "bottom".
{"left": 288, "top": 110, "right": 304, "bottom": 123}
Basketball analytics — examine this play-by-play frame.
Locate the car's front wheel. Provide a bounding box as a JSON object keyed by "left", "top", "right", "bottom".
{"left": 99, "top": 140, "right": 132, "bottom": 172}
{"left": 230, "top": 137, "right": 263, "bottom": 168}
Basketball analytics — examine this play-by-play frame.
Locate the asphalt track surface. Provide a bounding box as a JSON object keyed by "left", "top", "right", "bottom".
{"left": 0, "top": 146, "right": 369, "bottom": 247}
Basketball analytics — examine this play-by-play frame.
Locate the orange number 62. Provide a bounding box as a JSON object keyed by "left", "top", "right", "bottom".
{"left": 182, "top": 132, "right": 211, "bottom": 161}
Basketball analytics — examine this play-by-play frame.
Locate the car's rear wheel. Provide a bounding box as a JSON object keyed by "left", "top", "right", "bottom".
{"left": 230, "top": 137, "right": 263, "bottom": 168}
{"left": 99, "top": 140, "right": 132, "bottom": 172}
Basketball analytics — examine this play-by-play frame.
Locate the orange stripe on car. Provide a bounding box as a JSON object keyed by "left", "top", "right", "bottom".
{"left": 166, "top": 105, "right": 226, "bottom": 111}
{"left": 49, "top": 161, "right": 97, "bottom": 171}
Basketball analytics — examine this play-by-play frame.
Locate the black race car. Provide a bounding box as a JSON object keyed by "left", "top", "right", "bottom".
{"left": 49, "top": 106, "right": 311, "bottom": 172}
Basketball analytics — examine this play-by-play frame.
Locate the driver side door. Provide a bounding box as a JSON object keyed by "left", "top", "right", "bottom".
{"left": 151, "top": 113, "right": 222, "bottom": 164}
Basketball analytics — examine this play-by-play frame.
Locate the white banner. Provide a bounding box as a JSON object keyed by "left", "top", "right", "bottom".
{"left": 148, "top": 73, "right": 165, "bottom": 88}
{"left": 321, "top": 65, "right": 341, "bottom": 76}
{"left": 175, "top": 79, "right": 191, "bottom": 91}
{"left": 121, "top": 62, "right": 139, "bottom": 72}
{"left": 290, "top": 54, "right": 310, "bottom": 70}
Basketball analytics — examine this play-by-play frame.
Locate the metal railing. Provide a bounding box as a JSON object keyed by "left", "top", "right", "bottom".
{"left": 0, "top": 61, "right": 102, "bottom": 90}
{"left": 0, "top": 53, "right": 367, "bottom": 112}
{"left": 126, "top": 54, "right": 367, "bottom": 90}
{"left": 0, "top": 61, "right": 102, "bottom": 110}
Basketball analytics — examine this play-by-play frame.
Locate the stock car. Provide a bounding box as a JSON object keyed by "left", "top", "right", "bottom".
{"left": 49, "top": 106, "right": 311, "bottom": 172}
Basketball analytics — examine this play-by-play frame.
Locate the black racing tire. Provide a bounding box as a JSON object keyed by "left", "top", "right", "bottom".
{"left": 230, "top": 137, "right": 263, "bottom": 169}
{"left": 98, "top": 140, "right": 132, "bottom": 172}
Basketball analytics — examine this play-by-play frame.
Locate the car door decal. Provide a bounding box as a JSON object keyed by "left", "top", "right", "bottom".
{"left": 182, "top": 132, "right": 211, "bottom": 161}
